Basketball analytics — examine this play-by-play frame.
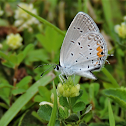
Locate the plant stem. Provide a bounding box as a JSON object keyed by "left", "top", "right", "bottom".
{"left": 68, "top": 97, "right": 73, "bottom": 114}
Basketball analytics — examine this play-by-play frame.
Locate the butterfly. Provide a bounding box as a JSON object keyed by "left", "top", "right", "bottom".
{"left": 55, "top": 12, "right": 108, "bottom": 80}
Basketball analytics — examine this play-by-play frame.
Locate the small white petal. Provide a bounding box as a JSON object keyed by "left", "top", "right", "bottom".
{"left": 39, "top": 101, "right": 53, "bottom": 107}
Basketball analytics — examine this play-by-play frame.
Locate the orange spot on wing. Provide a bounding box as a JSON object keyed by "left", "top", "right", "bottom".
{"left": 97, "top": 46, "right": 104, "bottom": 58}
{"left": 96, "top": 46, "right": 102, "bottom": 52}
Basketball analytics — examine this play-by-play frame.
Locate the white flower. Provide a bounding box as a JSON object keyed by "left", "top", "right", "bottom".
{"left": 124, "top": 16, "right": 126, "bottom": 21}
{"left": 0, "top": 44, "right": 3, "bottom": 49}
{"left": 6, "top": 33, "right": 23, "bottom": 49}
{"left": 14, "top": 3, "right": 40, "bottom": 32}
{"left": 0, "top": 10, "right": 4, "bottom": 16}
{"left": 39, "top": 101, "right": 53, "bottom": 107}
{"left": 0, "top": 6, "right": 4, "bottom": 16}
{"left": 14, "top": 20, "right": 23, "bottom": 27}
{"left": 114, "top": 22, "right": 126, "bottom": 38}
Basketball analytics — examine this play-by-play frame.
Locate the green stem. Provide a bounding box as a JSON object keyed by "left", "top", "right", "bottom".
{"left": 68, "top": 97, "right": 73, "bottom": 113}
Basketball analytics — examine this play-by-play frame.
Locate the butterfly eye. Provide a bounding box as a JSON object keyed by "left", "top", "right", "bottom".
{"left": 55, "top": 65, "right": 59, "bottom": 70}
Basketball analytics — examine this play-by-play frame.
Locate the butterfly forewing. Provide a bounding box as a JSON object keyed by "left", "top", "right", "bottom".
{"left": 60, "top": 12, "right": 100, "bottom": 66}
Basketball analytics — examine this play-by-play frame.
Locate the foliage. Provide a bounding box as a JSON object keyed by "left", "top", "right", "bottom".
{"left": 0, "top": 0, "right": 126, "bottom": 126}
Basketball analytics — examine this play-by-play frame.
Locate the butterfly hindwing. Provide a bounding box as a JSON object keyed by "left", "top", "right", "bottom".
{"left": 62, "top": 32, "right": 108, "bottom": 72}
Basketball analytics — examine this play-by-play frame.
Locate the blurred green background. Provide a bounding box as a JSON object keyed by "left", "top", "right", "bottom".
{"left": 0, "top": 0, "right": 126, "bottom": 126}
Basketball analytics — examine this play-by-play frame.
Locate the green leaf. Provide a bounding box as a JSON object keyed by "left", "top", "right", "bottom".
{"left": 73, "top": 101, "right": 85, "bottom": 112}
{"left": 20, "top": 44, "right": 35, "bottom": 65}
{"left": 0, "top": 75, "right": 53, "bottom": 126}
{"left": 32, "top": 111, "right": 45, "bottom": 123}
{"left": 59, "top": 107, "right": 68, "bottom": 119}
{"left": 34, "top": 95, "right": 43, "bottom": 103}
{"left": 55, "top": 120, "right": 60, "bottom": 126}
{"left": 9, "top": 53, "right": 17, "bottom": 65}
{"left": 0, "top": 51, "right": 9, "bottom": 60}
{"left": 102, "top": 68, "right": 119, "bottom": 88}
{"left": 23, "top": 44, "right": 34, "bottom": 57}
{"left": 0, "top": 19, "right": 9, "bottom": 26}
{"left": 0, "top": 51, "right": 14, "bottom": 68}
{"left": 89, "top": 123, "right": 109, "bottom": 126}
{"left": 108, "top": 100, "right": 115, "bottom": 126}
{"left": 36, "top": 27, "right": 64, "bottom": 53}
{"left": 17, "top": 52, "right": 24, "bottom": 65}
{"left": 115, "top": 122, "right": 126, "bottom": 126}
{"left": 70, "top": 90, "right": 83, "bottom": 107}
{"left": 84, "top": 104, "right": 92, "bottom": 115}
{"left": 59, "top": 96, "right": 69, "bottom": 107}
{"left": 38, "top": 86, "right": 51, "bottom": 102}
{"left": 37, "top": 104, "right": 52, "bottom": 121}
{"left": 103, "top": 88, "right": 126, "bottom": 109}
{"left": 89, "top": 83, "right": 99, "bottom": 102}
{"left": 16, "top": 76, "right": 32, "bottom": 88}
{"left": 48, "top": 82, "right": 57, "bottom": 126}
{"left": 0, "top": 102, "right": 9, "bottom": 109}
{"left": 103, "top": 82, "right": 117, "bottom": 89}
{"left": 18, "top": 110, "right": 42, "bottom": 126}
{"left": 65, "top": 113, "right": 79, "bottom": 122}
{"left": 18, "top": 5, "right": 65, "bottom": 36}
{"left": 80, "top": 84, "right": 90, "bottom": 104}
{"left": 0, "top": 83, "right": 13, "bottom": 89}
{"left": 79, "top": 122, "right": 88, "bottom": 126}
{"left": 12, "top": 88, "right": 26, "bottom": 96}
{"left": 25, "top": 49, "right": 49, "bottom": 65}
{"left": 0, "top": 79, "right": 11, "bottom": 105}
{"left": 101, "top": 0, "right": 114, "bottom": 38}
{"left": 80, "top": 104, "right": 92, "bottom": 120}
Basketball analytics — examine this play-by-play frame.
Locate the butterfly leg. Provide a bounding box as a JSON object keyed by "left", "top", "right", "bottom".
{"left": 59, "top": 74, "right": 66, "bottom": 83}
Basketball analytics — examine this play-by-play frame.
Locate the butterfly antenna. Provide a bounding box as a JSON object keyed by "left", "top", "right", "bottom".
{"left": 34, "top": 63, "right": 56, "bottom": 69}
{"left": 41, "top": 65, "right": 56, "bottom": 76}
{"left": 34, "top": 65, "right": 43, "bottom": 69}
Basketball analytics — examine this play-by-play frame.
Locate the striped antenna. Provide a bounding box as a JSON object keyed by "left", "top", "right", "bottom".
{"left": 41, "top": 65, "right": 56, "bottom": 76}
{"left": 34, "top": 63, "right": 57, "bottom": 77}
{"left": 34, "top": 63, "right": 56, "bottom": 69}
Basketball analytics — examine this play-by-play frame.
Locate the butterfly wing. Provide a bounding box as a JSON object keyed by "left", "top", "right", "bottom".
{"left": 60, "top": 12, "right": 100, "bottom": 67}
{"left": 64, "top": 32, "right": 108, "bottom": 70}
{"left": 64, "top": 32, "right": 107, "bottom": 79}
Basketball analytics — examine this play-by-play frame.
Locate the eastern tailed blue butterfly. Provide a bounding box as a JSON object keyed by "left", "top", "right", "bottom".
{"left": 55, "top": 12, "right": 108, "bottom": 80}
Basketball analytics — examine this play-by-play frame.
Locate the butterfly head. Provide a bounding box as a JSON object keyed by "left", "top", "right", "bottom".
{"left": 54, "top": 64, "right": 61, "bottom": 72}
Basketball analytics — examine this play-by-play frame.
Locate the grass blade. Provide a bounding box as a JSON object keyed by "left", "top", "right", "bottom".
{"left": 108, "top": 99, "right": 115, "bottom": 126}
{"left": 48, "top": 82, "right": 57, "bottom": 126}
{"left": 102, "top": 67, "right": 119, "bottom": 88}
{"left": 0, "top": 75, "right": 53, "bottom": 126}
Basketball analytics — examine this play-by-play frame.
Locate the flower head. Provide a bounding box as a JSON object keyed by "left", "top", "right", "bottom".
{"left": 14, "top": 3, "right": 40, "bottom": 32}
{"left": 0, "top": 6, "right": 4, "bottom": 16}
{"left": 6, "top": 33, "right": 23, "bottom": 49}
{"left": 115, "top": 22, "right": 126, "bottom": 39}
{"left": 114, "top": 15, "right": 126, "bottom": 39}
{"left": 57, "top": 78, "right": 80, "bottom": 97}
{"left": 0, "top": 44, "right": 3, "bottom": 49}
